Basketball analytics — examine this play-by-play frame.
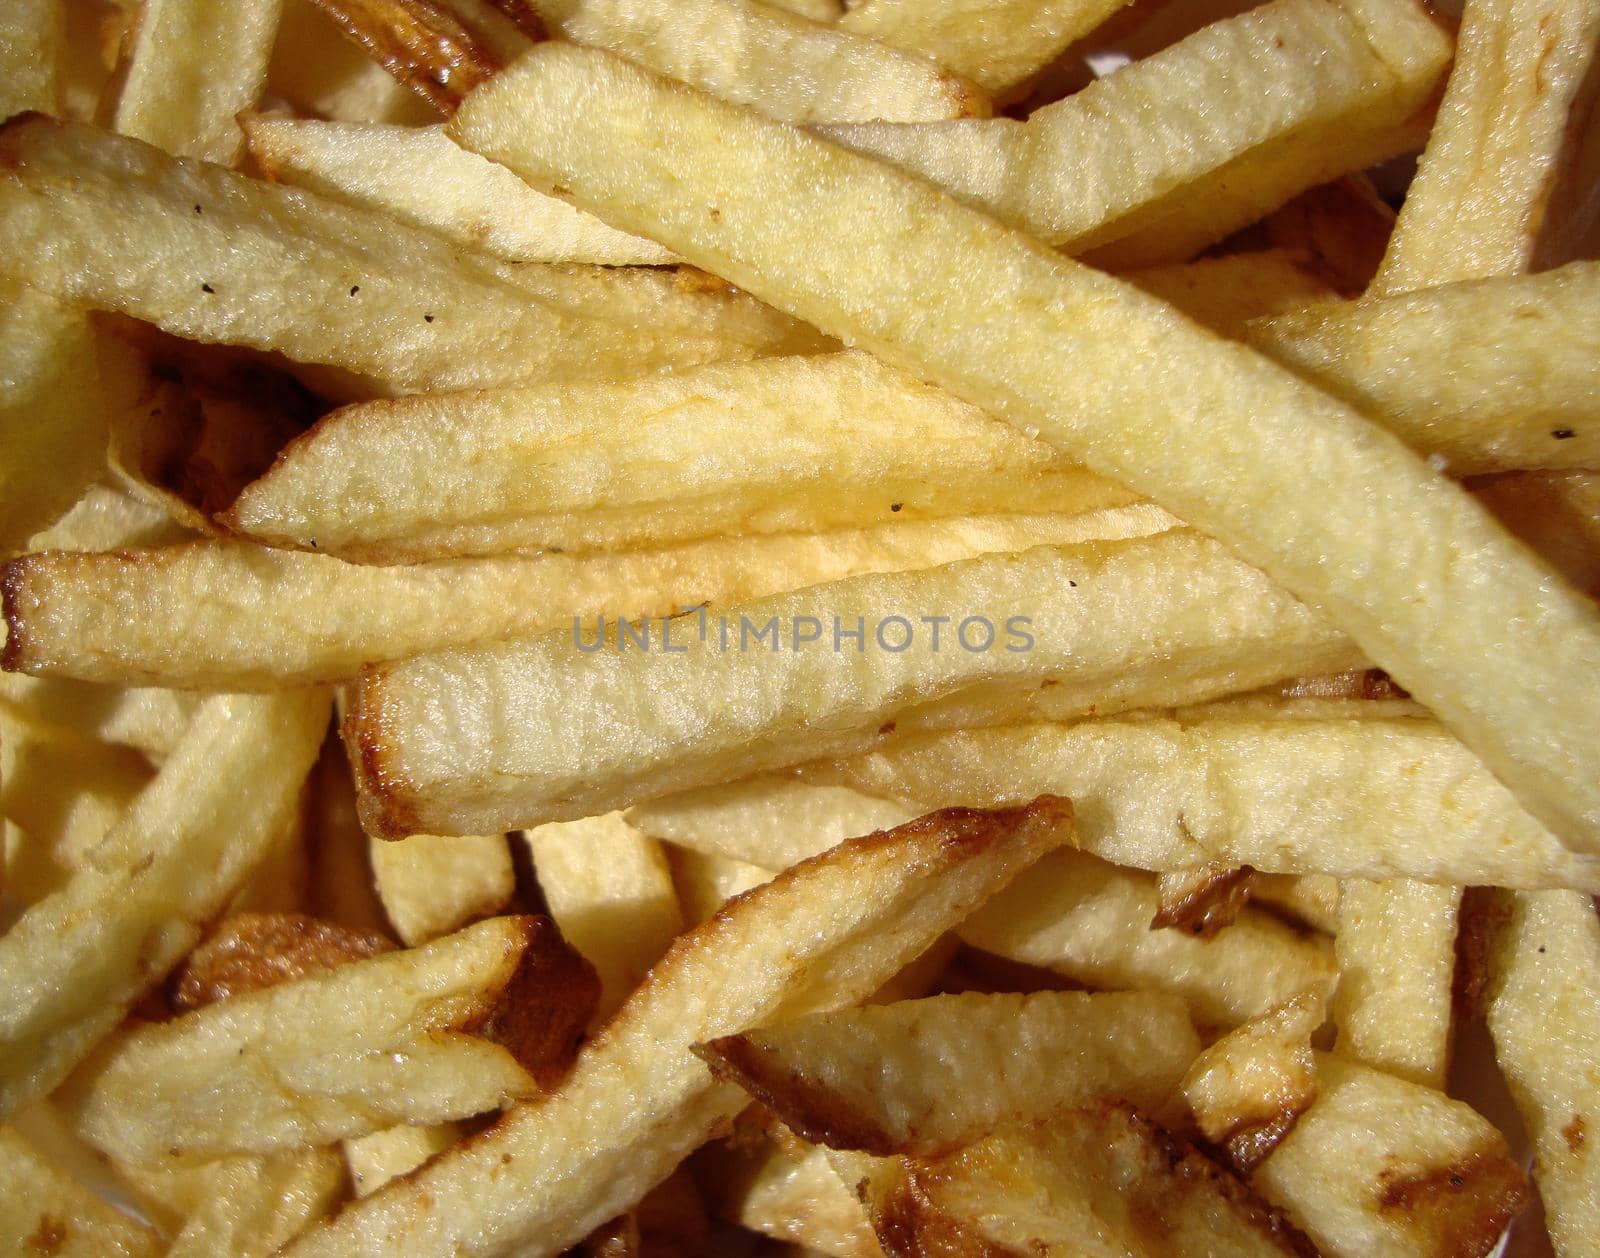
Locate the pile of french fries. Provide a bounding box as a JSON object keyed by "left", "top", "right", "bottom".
{"left": 2, "top": 0, "right": 1599, "bottom": 1253}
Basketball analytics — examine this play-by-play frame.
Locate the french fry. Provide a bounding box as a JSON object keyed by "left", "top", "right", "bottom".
{"left": 664, "top": 845, "right": 773, "bottom": 926}
{"left": 1249, "top": 874, "right": 1341, "bottom": 935}
{"left": 1152, "top": 864, "right": 1253, "bottom": 939}
{"left": 226, "top": 351, "right": 1141, "bottom": 562}
{"left": 697, "top": 990, "right": 1199, "bottom": 1154}
{"left": 346, "top": 1122, "right": 462, "bottom": 1197}
{"left": 1246, "top": 263, "right": 1600, "bottom": 476}
{"left": 0, "top": 672, "right": 196, "bottom": 759}
{"left": 268, "top": 0, "right": 442, "bottom": 124}
{"left": 346, "top": 530, "right": 1361, "bottom": 837}
{"left": 112, "top": 0, "right": 283, "bottom": 166}
{"left": 22, "top": 483, "right": 190, "bottom": 554}
{"left": 0, "top": 117, "right": 824, "bottom": 398}
{"left": 1129, "top": 248, "right": 1337, "bottom": 338}
{"left": 959, "top": 849, "right": 1334, "bottom": 1028}
{"left": 1251, "top": 1054, "right": 1528, "bottom": 1258}
{"left": 0, "top": 689, "right": 330, "bottom": 1120}
{"left": 855, "top": 1105, "right": 1310, "bottom": 1256}
{"left": 1372, "top": 0, "right": 1600, "bottom": 293}
{"left": 524, "top": 813, "right": 684, "bottom": 1022}
{"left": 306, "top": 734, "right": 394, "bottom": 936}
{"left": 245, "top": 117, "right": 677, "bottom": 267}
{"left": 0, "top": 0, "right": 60, "bottom": 119}
{"left": 282, "top": 797, "right": 1076, "bottom": 1255}
{"left": 370, "top": 832, "right": 514, "bottom": 946}
{"left": 814, "top": 0, "right": 1447, "bottom": 263}
{"left": 169, "top": 911, "right": 394, "bottom": 1010}
{"left": 539, "top": 0, "right": 991, "bottom": 123}
{"left": 62, "top": 915, "right": 596, "bottom": 1160}
{"left": 1181, "top": 989, "right": 1325, "bottom": 1172}
{"left": 451, "top": 43, "right": 1600, "bottom": 860}
{"left": 1, "top": 509, "right": 1169, "bottom": 689}
{"left": 0, "top": 1127, "right": 162, "bottom": 1257}
{"left": 1331, "top": 879, "right": 1460, "bottom": 1089}
{"left": 1482, "top": 890, "right": 1600, "bottom": 1257}
{"left": 1249, "top": 174, "right": 1396, "bottom": 297}
{"left": 698, "top": 1136, "right": 883, "bottom": 1257}
{"left": 837, "top": 0, "right": 1135, "bottom": 97}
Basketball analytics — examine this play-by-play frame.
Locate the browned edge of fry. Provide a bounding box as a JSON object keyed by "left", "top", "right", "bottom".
{"left": 469, "top": 915, "right": 601, "bottom": 1089}
{"left": 306, "top": 0, "right": 505, "bottom": 111}
{"left": 342, "top": 664, "right": 428, "bottom": 839}
{"left": 1151, "top": 864, "right": 1255, "bottom": 938}
{"left": 1375, "top": 1141, "right": 1529, "bottom": 1258}
{"left": 171, "top": 912, "right": 396, "bottom": 1012}
{"left": 0, "top": 552, "right": 39, "bottom": 673}
{"left": 1220, "top": 1108, "right": 1306, "bottom": 1176}
{"left": 480, "top": 0, "right": 545, "bottom": 41}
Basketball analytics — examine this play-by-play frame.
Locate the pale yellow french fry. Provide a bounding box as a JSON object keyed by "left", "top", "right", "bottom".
{"left": 959, "top": 849, "right": 1334, "bottom": 1028}
{"left": 113, "top": 0, "right": 283, "bottom": 166}
{"left": 168, "top": 911, "right": 394, "bottom": 1010}
{"left": 346, "top": 1123, "right": 463, "bottom": 1198}
{"left": 1131, "top": 248, "right": 1337, "bottom": 338}
{"left": 23, "top": 483, "right": 191, "bottom": 554}
{"left": 0, "top": 0, "right": 61, "bottom": 119}
{"left": 370, "top": 832, "right": 514, "bottom": 946}
{"left": 226, "top": 351, "right": 1140, "bottom": 562}
{"left": 1483, "top": 890, "right": 1600, "bottom": 1257}
{"left": 697, "top": 990, "right": 1200, "bottom": 1154}
{"left": 537, "top": 0, "right": 990, "bottom": 123}
{"left": 838, "top": 0, "right": 1135, "bottom": 96}
{"left": 1252, "top": 1054, "right": 1528, "bottom": 1258}
{"left": 524, "top": 813, "right": 684, "bottom": 1022}
{"left": 0, "top": 689, "right": 330, "bottom": 1120}
{"left": 283, "top": 797, "right": 1075, "bottom": 1257}
{"left": 817, "top": 0, "right": 1448, "bottom": 262}
{"left": 62, "top": 915, "right": 596, "bottom": 1160}
{"left": 451, "top": 42, "right": 1600, "bottom": 856}
{"left": 761, "top": 0, "right": 841, "bottom": 18}
{"left": 0, "top": 509, "right": 1169, "bottom": 689}
{"left": 0, "top": 1127, "right": 162, "bottom": 1258}
{"left": 245, "top": 118, "right": 677, "bottom": 267}
{"left": 1372, "top": 0, "right": 1600, "bottom": 293}
{"left": 268, "top": 0, "right": 441, "bottom": 125}
{"left": 1249, "top": 874, "right": 1341, "bottom": 935}
{"left": 664, "top": 845, "right": 773, "bottom": 926}
{"left": 700, "top": 1136, "right": 883, "bottom": 1257}
{"left": 1332, "top": 879, "right": 1459, "bottom": 1090}
{"left": 1247, "top": 263, "right": 1600, "bottom": 476}
{"left": 0, "top": 117, "right": 823, "bottom": 398}
{"left": 0, "top": 672, "right": 196, "bottom": 760}
{"left": 346, "top": 530, "right": 1359, "bottom": 837}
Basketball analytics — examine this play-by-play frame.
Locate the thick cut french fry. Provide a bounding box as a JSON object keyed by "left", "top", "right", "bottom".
{"left": 1, "top": 510, "right": 1169, "bottom": 688}
{"left": 815, "top": 0, "right": 1447, "bottom": 263}
{"left": 170, "top": 912, "right": 394, "bottom": 1010}
{"left": 857, "top": 1105, "right": 1310, "bottom": 1256}
{"left": 1372, "top": 0, "right": 1600, "bottom": 292}
{"left": 283, "top": 798, "right": 1075, "bottom": 1256}
{"left": 452, "top": 42, "right": 1600, "bottom": 856}
{"left": 0, "top": 672, "right": 196, "bottom": 759}
{"left": 245, "top": 118, "right": 677, "bottom": 266}
{"left": 114, "top": 0, "right": 283, "bottom": 166}
{"left": 524, "top": 813, "right": 684, "bottom": 1021}
{"left": 697, "top": 990, "right": 1199, "bottom": 1154}
{"left": 839, "top": 0, "right": 1133, "bottom": 96}
{"left": 0, "top": 1127, "right": 162, "bottom": 1257}
{"left": 1483, "top": 890, "right": 1600, "bottom": 1257}
{"left": 0, "top": 0, "right": 60, "bottom": 119}
{"left": 1252, "top": 1054, "right": 1528, "bottom": 1258}
{"left": 63, "top": 915, "right": 596, "bottom": 1159}
{"left": 664, "top": 845, "right": 773, "bottom": 925}
{"left": 1247, "top": 263, "right": 1600, "bottom": 476}
{"left": 346, "top": 1123, "right": 462, "bottom": 1197}
{"left": 0, "top": 117, "right": 823, "bottom": 398}
{"left": 226, "top": 351, "right": 1139, "bottom": 561}
{"left": 1332, "top": 879, "right": 1459, "bottom": 1089}
{"left": 1130, "top": 248, "right": 1337, "bottom": 338}
{"left": 0, "top": 689, "right": 329, "bottom": 1120}
{"left": 536, "top": 0, "right": 990, "bottom": 123}
{"left": 370, "top": 831, "right": 514, "bottom": 945}
{"left": 958, "top": 849, "right": 1334, "bottom": 1028}
{"left": 346, "top": 530, "right": 1359, "bottom": 837}
{"left": 268, "top": 0, "right": 441, "bottom": 124}
{"left": 23, "top": 483, "right": 191, "bottom": 554}
{"left": 698, "top": 1137, "right": 883, "bottom": 1257}
{"left": 1182, "top": 990, "right": 1325, "bottom": 1173}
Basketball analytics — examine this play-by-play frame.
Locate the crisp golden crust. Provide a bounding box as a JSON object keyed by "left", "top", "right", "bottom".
{"left": 172, "top": 912, "right": 395, "bottom": 1011}
{"left": 472, "top": 915, "right": 600, "bottom": 1089}
{"left": 308, "top": 0, "right": 505, "bottom": 111}
{"left": 1374, "top": 1145, "right": 1529, "bottom": 1258}
{"left": 1152, "top": 865, "right": 1255, "bottom": 938}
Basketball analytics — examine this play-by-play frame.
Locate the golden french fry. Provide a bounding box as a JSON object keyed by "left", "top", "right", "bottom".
{"left": 663, "top": 845, "right": 773, "bottom": 926}
{"left": 0, "top": 1127, "right": 162, "bottom": 1257}
{"left": 346, "top": 1123, "right": 463, "bottom": 1198}
{"left": 697, "top": 990, "right": 1200, "bottom": 1154}
{"left": 0, "top": 117, "right": 824, "bottom": 398}
{"left": 524, "top": 813, "right": 684, "bottom": 1022}
{"left": 0, "top": 0, "right": 60, "bottom": 118}
{"left": 22, "top": 483, "right": 191, "bottom": 555}
{"left": 1372, "top": 0, "right": 1600, "bottom": 292}
{"left": 0, "top": 689, "right": 330, "bottom": 1120}
{"left": 113, "top": 0, "right": 283, "bottom": 166}
{"left": 959, "top": 849, "right": 1335, "bottom": 1028}
{"left": 62, "top": 915, "right": 597, "bottom": 1160}
{"left": 0, "top": 510, "right": 1167, "bottom": 688}
{"left": 1332, "top": 879, "right": 1460, "bottom": 1089}
{"left": 170, "top": 912, "right": 394, "bottom": 1010}
{"left": 816, "top": 0, "right": 1447, "bottom": 262}
{"left": 451, "top": 43, "right": 1600, "bottom": 859}
{"left": 1249, "top": 874, "right": 1341, "bottom": 935}
{"left": 698, "top": 1136, "right": 883, "bottom": 1257}
{"left": 245, "top": 118, "right": 677, "bottom": 266}
{"left": 303, "top": 0, "right": 511, "bottom": 111}
{"left": 1152, "top": 865, "right": 1253, "bottom": 939}
{"left": 268, "top": 0, "right": 441, "bottom": 124}
{"left": 1129, "top": 248, "right": 1338, "bottom": 337}
{"left": 283, "top": 797, "right": 1076, "bottom": 1255}
{"left": 1182, "top": 989, "right": 1325, "bottom": 1172}
{"left": 1252, "top": 1054, "right": 1528, "bottom": 1258}
{"left": 370, "top": 832, "right": 514, "bottom": 946}
{"left": 346, "top": 530, "right": 1358, "bottom": 837}
{"left": 540, "top": 0, "right": 991, "bottom": 123}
